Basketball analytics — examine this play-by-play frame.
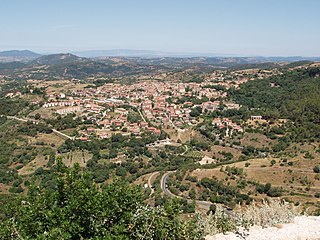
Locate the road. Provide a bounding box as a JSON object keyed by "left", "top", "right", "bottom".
{"left": 180, "top": 145, "right": 188, "bottom": 155}
{"left": 6, "top": 115, "right": 38, "bottom": 123}
{"left": 160, "top": 171, "right": 236, "bottom": 217}
{"left": 137, "top": 108, "right": 147, "bottom": 122}
{"left": 4, "top": 115, "right": 73, "bottom": 140}
{"left": 147, "top": 171, "right": 160, "bottom": 196}
{"left": 160, "top": 171, "right": 213, "bottom": 210}
{"left": 52, "top": 129, "right": 74, "bottom": 140}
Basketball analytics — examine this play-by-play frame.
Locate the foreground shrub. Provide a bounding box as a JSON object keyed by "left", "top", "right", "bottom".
{"left": 0, "top": 163, "right": 203, "bottom": 240}
{"left": 236, "top": 199, "right": 298, "bottom": 229}
{"left": 197, "top": 206, "right": 237, "bottom": 236}
{"left": 198, "top": 199, "right": 298, "bottom": 237}
{"left": 131, "top": 203, "right": 202, "bottom": 240}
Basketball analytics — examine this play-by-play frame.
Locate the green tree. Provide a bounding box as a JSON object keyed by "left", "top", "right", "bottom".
{"left": 208, "top": 204, "right": 217, "bottom": 215}
{"left": 314, "top": 165, "right": 320, "bottom": 173}
{"left": 0, "top": 164, "right": 142, "bottom": 239}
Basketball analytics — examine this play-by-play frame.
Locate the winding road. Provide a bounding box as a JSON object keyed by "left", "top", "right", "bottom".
{"left": 147, "top": 171, "right": 160, "bottom": 196}
{"left": 160, "top": 171, "right": 213, "bottom": 210}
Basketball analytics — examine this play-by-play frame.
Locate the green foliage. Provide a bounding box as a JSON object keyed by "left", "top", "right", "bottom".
{"left": 190, "top": 106, "right": 202, "bottom": 117}
{"left": 131, "top": 199, "right": 202, "bottom": 239}
{"left": 208, "top": 204, "right": 217, "bottom": 215}
{"left": 0, "top": 164, "right": 143, "bottom": 239}
{"left": 127, "top": 111, "right": 141, "bottom": 123}
{"left": 199, "top": 177, "right": 250, "bottom": 206}
{"left": 230, "top": 68, "right": 320, "bottom": 142}
{"left": 0, "top": 164, "right": 204, "bottom": 239}
{"left": 256, "top": 182, "right": 283, "bottom": 197}
{"left": 190, "top": 139, "right": 210, "bottom": 151}
{"left": 225, "top": 166, "right": 243, "bottom": 176}
{"left": 0, "top": 98, "right": 28, "bottom": 116}
{"left": 314, "top": 165, "right": 320, "bottom": 173}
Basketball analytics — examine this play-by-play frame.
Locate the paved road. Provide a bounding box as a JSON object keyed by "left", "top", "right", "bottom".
{"left": 137, "top": 108, "right": 147, "bottom": 122}
{"left": 147, "top": 171, "right": 160, "bottom": 196}
{"left": 160, "top": 171, "right": 236, "bottom": 216}
{"left": 6, "top": 115, "right": 37, "bottom": 123}
{"left": 160, "top": 171, "right": 213, "bottom": 210}
{"left": 4, "top": 115, "right": 73, "bottom": 140}
{"left": 52, "top": 129, "right": 74, "bottom": 140}
{"left": 180, "top": 145, "right": 188, "bottom": 155}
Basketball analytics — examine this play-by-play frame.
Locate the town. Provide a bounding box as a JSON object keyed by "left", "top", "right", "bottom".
{"left": 34, "top": 67, "right": 278, "bottom": 142}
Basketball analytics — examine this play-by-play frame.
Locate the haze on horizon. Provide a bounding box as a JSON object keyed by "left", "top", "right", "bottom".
{"left": 1, "top": 0, "right": 320, "bottom": 57}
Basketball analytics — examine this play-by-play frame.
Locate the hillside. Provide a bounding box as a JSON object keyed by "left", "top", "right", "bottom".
{"left": 0, "top": 50, "right": 41, "bottom": 58}
{"left": 229, "top": 67, "right": 320, "bottom": 141}
{"left": 30, "top": 53, "right": 84, "bottom": 65}
{"left": 0, "top": 50, "right": 41, "bottom": 63}
{"left": 0, "top": 53, "right": 319, "bottom": 81}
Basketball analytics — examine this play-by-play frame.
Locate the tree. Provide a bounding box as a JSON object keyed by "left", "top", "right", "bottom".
{"left": 34, "top": 113, "right": 41, "bottom": 120}
{"left": 208, "top": 204, "right": 217, "bottom": 215}
{"left": 0, "top": 164, "right": 143, "bottom": 239}
{"left": 190, "top": 106, "right": 202, "bottom": 117}
{"left": 264, "top": 183, "right": 272, "bottom": 193}
{"left": 314, "top": 165, "right": 320, "bottom": 173}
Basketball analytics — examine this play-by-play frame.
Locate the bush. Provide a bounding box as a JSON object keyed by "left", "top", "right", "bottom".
{"left": 314, "top": 165, "right": 320, "bottom": 173}
{"left": 0, "top": 164, "right": 204, "bottom": 239}
{"left": 8, "top": 186, "right": 23, "bottom": 194}
{"left": 198, "top": 206, "right": 236, "bottom": 235}
{"left": 131, "top": 200, "right": 202, "bottom": 239}
{"left": 237, "top": 200, "right": 297, "bottom": 229}
{"left": 208, "top": 204, "right": 217, "bottom": 215}
{"left": 267, "top": 187, "right": 283, "bottom": 197}
{"left": 0, "top": 164, "right": 142, "bottom": 239}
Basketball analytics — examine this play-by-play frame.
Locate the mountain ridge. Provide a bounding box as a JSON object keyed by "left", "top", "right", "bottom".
{"left": 0, "top": 50, "right": 41, "bottom": 58}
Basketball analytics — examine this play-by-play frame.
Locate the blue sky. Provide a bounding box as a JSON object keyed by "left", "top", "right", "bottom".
{"left": 1, "top": 0, "right": 320, "bottom": 56}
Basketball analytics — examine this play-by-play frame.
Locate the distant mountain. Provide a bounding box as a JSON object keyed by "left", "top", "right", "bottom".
{"left": 73, "top": 49, "right": 320, "bottom": 62}
{"left": 254, "top": 56, "right": 320, "bottom": 62}
{"left": 30, "top": 53, "right": 84, "bottom": 65}
{"left": 73, "top": 49, "right": 203, "bottom": 58}
{"left": 0, "top": 51, "right": 319, "bottom": 81}
{"left": 14, "top": 53, "right": 145, "bottom": 80}
{"left": 0, "top": 50, "right": 41, "bottom": 58}
{"left": 0, "top": 50, "right": 41, "bottom": 63}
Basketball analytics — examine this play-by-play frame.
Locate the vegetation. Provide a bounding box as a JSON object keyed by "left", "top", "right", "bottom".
{"left": 0, "top": 61, "right": 319, "bottom": 238}
{"left": 0, "top": 163, "right": 202, "bottom": 240}
{"left": 230, "top": 68, "right": 320, "bottom": 142}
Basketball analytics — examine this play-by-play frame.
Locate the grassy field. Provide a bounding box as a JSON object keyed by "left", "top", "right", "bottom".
{"left": 27, "top": 133, "right": 65, "bottom": 147}
{"left": 29, "top": 107, "right": 56, "bottom": 119}
{"left": 241, "top": 132, "right": 276, "bottom": 148}
{"left": 58, "top": 150, "right": 93, "bottom": 168}
{"left": 209, "top": 145, "right": 242, "bottom": 160}
{"left": 18, "top": 155, "right": 48, "bottom": 176}
{"left": 163, "top": 127, "right": 195, "bottom": 143}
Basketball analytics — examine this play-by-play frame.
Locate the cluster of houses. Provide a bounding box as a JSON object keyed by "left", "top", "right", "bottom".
{"left": 212, "top": 118, "right": 243, "bottom": 132}
{"left": 204, "top": 69, "right": 280, "bottom": 89}
{"left": 39, "top": 79, "right": 245, "bottom": 140}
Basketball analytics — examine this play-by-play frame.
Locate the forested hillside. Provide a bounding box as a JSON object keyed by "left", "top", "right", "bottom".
{"left": 230, "top": 68, "right": 320, "bottom": 141}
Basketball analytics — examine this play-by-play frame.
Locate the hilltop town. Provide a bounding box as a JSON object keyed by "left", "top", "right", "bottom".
{"left": 0, "top": 55, "right": 319, "bottom": 239}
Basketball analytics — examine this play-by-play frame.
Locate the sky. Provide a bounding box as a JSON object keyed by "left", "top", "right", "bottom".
{"left": 1, "top": 0, "right": 320, "bottom": 56}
